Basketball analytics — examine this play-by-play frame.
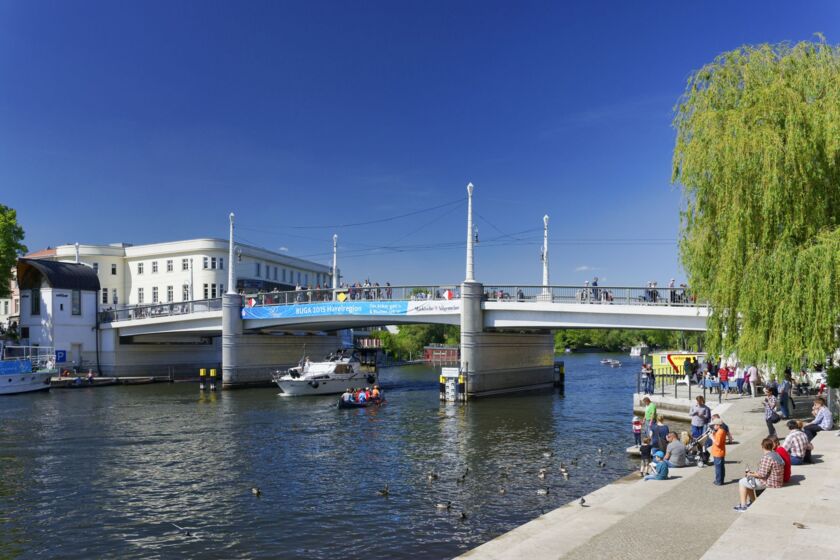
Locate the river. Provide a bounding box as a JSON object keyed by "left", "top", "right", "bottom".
{"left": 1, "top": 353, "right": 653, "bottom": 559}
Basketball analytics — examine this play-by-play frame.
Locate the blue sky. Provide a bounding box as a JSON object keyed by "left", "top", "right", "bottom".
{"left": 1, "top": 1, "right": 838, "bottom": 286}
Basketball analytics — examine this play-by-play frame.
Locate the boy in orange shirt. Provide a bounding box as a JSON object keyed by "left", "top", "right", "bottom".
{"left": 710, "top": 418, "right": 726, "bottom": 485}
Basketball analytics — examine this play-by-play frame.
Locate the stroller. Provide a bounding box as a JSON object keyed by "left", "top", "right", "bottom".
{"left": 685, "top": 428, "right": 711, "bottom": 467}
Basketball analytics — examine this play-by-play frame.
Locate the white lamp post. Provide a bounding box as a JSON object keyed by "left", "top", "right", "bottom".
{"left": 227, "top": 213, "right": 236, "bottom": 295}
{"left": 465, "top": 182, "right": 475, "bottom": 282}
{"left": 542, "top": 214, "right": 550, "bottom": 295}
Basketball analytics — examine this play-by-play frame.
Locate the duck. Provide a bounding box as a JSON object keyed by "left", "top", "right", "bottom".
{"left": 536, "top": 487, "right": 550, "bottom": 496}
{"left": 376, "top": 485, "right": 390, "bottom": 497}
{"left": 538, "top": 471, "right": 547, "bottom": 480}
{"left": 498, "top": 487, "right": 507, "bottom": 495}
{"left": 435, "top": 500, "right": 452, "bottom": 511}
{"left": 459, "top": 511, "right": 468, "bottom": 521}
{"left": 427, "top": 471, "right": 439, "bottom": 482}
{"left": 251, "top": 487, "right": 262, "bottom": 497}
{"left": 542, "top": 451, "right": 553, "bottom": 458}
{"left": 562, "top": 472, "right": 570, "bottom": 480}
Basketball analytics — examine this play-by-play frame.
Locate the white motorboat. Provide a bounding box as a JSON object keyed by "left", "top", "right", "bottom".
{"left": 272, "top": 351, "right": 377, "bottom": 396}
{"left": 601, "top": 358, "right": 622, "bottom": 367}
{"left": 629, "top": 344, "right": 648, "bottom": 357}
{"left": 0, "top": 346, "right": 56, "bottom": 395}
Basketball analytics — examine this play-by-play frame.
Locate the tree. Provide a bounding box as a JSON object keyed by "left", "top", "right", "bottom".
{"left": 672, "top": 38, "right": 840, "bottom": 369}
{"left": 0, "top": 204, "right": 26, "bottom": 298}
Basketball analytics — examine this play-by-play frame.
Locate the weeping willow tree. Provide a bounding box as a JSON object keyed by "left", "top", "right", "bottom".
{"left": 673, "top": 37, "right": 840, "bottom": 371}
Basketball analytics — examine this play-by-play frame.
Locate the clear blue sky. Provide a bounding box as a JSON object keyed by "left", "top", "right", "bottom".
{"left": 1, "top": 1, "right": 837, "bottom": 286}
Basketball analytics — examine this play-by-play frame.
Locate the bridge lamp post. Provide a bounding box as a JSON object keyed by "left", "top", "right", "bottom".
{"left": 332, "top": 233, "right": 338, "bottom": 299}
{"left": 227, "top": 212, "right": 236, "bottom": 295}
{"left": 466, "top": 182, "right": 475, "bottom": 282}
{"left": 542, "top": 214, "right": 550, "bottom": 297}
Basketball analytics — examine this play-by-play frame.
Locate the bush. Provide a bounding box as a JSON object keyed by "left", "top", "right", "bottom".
{"left": 827, "top": 366, "right": 840, "bottom": 389}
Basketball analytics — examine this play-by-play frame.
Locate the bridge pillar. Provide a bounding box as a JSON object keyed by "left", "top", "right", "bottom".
{"left": 460, "top": 281, "right": 556, "bottom": 398}
{"left": 222, "top": 293, "right": 243, "bottom": 388}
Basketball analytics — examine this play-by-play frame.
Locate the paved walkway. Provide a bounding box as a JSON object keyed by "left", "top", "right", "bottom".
{"left": 460, "top": 394, "right": 838, "bottom": 560}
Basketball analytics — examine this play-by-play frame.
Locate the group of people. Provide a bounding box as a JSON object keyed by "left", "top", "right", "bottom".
{"left": 340, "top": 385, "right": 383, "bottom": 404}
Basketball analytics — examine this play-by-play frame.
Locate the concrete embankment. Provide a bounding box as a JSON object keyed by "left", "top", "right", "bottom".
{"left": 460, "top": 394, "right": 839, "bottom": 560}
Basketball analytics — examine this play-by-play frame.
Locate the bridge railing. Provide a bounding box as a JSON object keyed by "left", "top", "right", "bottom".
{"left": 98, "top": 298, "right": 223, "bottom": 323}
{"left": 482, "top": 285, "right": 699, "bottom": 306}
{"left": 243, "top": 285, "right": 459, "bottom": 307}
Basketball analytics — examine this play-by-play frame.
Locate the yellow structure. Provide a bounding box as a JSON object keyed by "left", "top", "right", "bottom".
{"left": 649, "top": 351, "right": 706, "bottom": 378}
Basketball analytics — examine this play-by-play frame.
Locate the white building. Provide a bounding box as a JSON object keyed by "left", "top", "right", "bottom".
{"left": 16, "top": 258, "right": 100, "bottom": 367}
{"left": 26, "top": 238, "right": 334, "bottom": 311}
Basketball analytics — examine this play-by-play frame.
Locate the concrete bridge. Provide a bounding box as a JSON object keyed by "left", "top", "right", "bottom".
{"left": 98, "top": 185, "right": 708, "bottom": 396}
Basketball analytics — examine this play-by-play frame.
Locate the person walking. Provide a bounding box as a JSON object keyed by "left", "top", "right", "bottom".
{"left": 777, "top": 372, "right": 792, "bottom": 418}
{"left": 763, "top": 387, "right": 780, "bottom": 437}
{"left": 710, "top": 418, "right": 726, "bottom": 485}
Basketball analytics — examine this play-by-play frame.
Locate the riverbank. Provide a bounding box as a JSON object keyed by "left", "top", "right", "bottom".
{"left": 460, "top": 394, "right": 838, "bottom": 559}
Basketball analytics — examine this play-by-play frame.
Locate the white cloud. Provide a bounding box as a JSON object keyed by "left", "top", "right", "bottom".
{"left": 278, "top": 246, "right": 289, "bottom": 252}
{"left": 575, "top": 265, "right": 592, "bottom": 272}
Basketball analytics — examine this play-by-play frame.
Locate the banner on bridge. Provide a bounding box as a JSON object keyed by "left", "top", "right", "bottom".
{"left": 241, "top": 299, "right": 460, "bottom": 320}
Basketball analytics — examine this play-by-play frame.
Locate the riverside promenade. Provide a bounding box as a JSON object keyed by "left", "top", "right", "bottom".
{"left": 460, "top": 393, "right": 839, "bottom": 560}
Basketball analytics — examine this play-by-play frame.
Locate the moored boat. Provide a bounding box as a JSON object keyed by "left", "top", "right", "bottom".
{"left": 0, "top": 346, "right": 56, "bottom": 396}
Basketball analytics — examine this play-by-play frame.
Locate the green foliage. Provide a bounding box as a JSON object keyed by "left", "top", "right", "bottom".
{"left": 554, "top": 329, "right": 704, "bottom": 353}
{"left": 827, "top": 366, "right": 840, "bottom": 389}
{"left": 371, "top": 325, "right": 460, "bottom": 359}
{"left": 0, "top": 204, "right": 27, "bottom": 298}
{"left": 672, "top": 38, "right": 840, "bottom": 368}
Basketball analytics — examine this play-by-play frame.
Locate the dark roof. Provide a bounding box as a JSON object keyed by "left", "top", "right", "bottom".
{"left": 17, "top": 258, "right": 101, "bottom": 292}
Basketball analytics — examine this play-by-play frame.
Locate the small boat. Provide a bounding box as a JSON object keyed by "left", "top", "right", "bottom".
{"left": 338, "top": 397, "right": 385, "bottom": 409}
{"left": 0, "top": 346, "right": 56, "bottom": 396}
{"left": 601, "top": 358, "right": 622, "bottom": 367}
{"left": 599, "top": 359, "right": 612, "bottom": 365}
{"left": 272, "top": 350, "right": 377, "bottom": 396}
{"left": 629, "top": 344, "right": 648, "bottom": 357}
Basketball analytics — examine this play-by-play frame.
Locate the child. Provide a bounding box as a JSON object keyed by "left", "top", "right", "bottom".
{"left": 632, "top": 415, "right": 643, "bottom": 446}
{"left": 710, "top": 418, "right": 726, "bottom": 485}
{"left": 644, "top": 451, "right": 669, "bottom": 481}
{"left": 639, "top": 436, "right": 653, "bottom": 476}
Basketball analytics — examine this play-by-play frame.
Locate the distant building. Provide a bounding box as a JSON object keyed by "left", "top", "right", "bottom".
{"left": 0, "top": 269, "right": 20, "bottom": 332}
{"left": 25, "top": 239, "right": 334, "bottom": 311}
{"left": 424, "top": 344, "right": 460, "bottom": 364}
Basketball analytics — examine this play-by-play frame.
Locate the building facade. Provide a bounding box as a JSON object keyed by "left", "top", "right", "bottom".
{"left": 28, "top": 239, "right": 334, "bottom": 311}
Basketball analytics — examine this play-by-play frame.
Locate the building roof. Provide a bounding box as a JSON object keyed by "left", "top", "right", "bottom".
{"left": 16, "top": 258, "right": 101, "bottom": 292}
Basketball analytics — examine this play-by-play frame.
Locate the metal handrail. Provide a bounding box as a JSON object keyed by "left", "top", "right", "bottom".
{"left": 98, "top": 298, "right": 223, "bottom": 323}
{"left": 481, "top": 285, "right": 701, "bottom": 306}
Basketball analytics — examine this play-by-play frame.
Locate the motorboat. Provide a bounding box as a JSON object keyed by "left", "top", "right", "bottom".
{"left": 629, "top": 344, "right": 648, "bottom": 357}
{"left": 601, "top": 358, "right": 622, "bottom": 367}
{"left": 0, "top": 346, "right": 56, "bottom": 395}
{"left": 272, "top": 351, "right": 377, "bottom": 396}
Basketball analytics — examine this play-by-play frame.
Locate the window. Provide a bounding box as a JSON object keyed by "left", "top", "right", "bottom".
{"left": 182, "top": 284, "right": 190, "bottom": 301}
{"left": 203, "top": 257, "right": 209, "bottom": 269}
{"left": 93, "top": 262, "right": 99, "bottom": 273}
{"left": 166, "top": 260, "right": 173, "bottom": 272}
{"left": 138, "top": 288, "right": 144, "bottom": 304}
{"left": 297, "top": 272, "right": 301, "bottom": 284}
{"left": 166, "top": 285, "right": 173, "bottom": 302}
{"left": 31, "top": 288, "right": 40, "bottom": 315}
{"left": 211, "top": 257, "right": 217, "bottom": 269}
{"left": 152, "top": 287, "right": 159, "bottom": 303}
{"left": 211, "top": 284, "right": 217, "bottom": 298}
{"left": 273, "top": 267, "right": 277, "bottom": 281}
{"left": 219, "top": 257, "right": 224, "bottom": 270}
{"left": 219, "top": 284, "right": 224, "bottom": 294}
{"left": 112, "top": 289, "right": 118, "bottom": 305}
{"left": 203, "top": 284, "right": 209, "bottom": 299}
{"left": 71, "top": 290, "right": 81, "bottom": 315}
{"left": 182, "top": 258, "right": 189, "bottom": 271}
{"left": 102, "top": 289, "right": 108, "bottom": 304}
{"left": 256, "top": 263, "right": 261, "bottom": 277}
{"left": 138, "top": 262, "right": 144, "bottom": 274}
{"left": 282, "top": 269, "right": 287, "bottom": 282}
{"left": 3, "top": 301, "right": 8, "bottom": 314}
{"left": 111, "top": 263, "right": 117, "bottom": 275}
{"left": 266, "top": 265, "right": 270, "bottom": 279}
{"left": 152, "top": 261, "right": 158, "bottom": 273}
{"left": 304, "top": 273, "right": 308, "bottom": 286}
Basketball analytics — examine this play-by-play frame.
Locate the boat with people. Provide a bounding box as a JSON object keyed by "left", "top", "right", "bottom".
{"left": 0, "top": 345, "right": 57, "bottom": 396}
{"left": 272, "top": 350, "right": 377, "bottom": 396}
{"left": 338, "top": 386, "right": 385, "bottom": 409}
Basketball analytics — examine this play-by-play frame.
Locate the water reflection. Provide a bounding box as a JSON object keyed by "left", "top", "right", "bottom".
{"left": 0, "top": 354, "right": 654, "bottom": 559}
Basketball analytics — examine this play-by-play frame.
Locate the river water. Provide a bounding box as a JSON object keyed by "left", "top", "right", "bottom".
{"left": 1, "top": 353, "right": 650, "bottom": 559}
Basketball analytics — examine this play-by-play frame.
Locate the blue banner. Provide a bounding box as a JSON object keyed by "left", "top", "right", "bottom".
{"left": 0, "top": 359, "right": 32, "bottom": 374}
{"left": 242, "top": 300, "right": 409, "bottom": 320}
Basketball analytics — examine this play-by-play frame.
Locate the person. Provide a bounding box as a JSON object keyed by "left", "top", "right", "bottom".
{"left": 632, "top": 416, "right": 643, "bottom": 446}
{"left": 639, "top": 436, "right": 653, "bottom": 476}
{"left": 689, "top": 396, "right": 711, "bottom": 439}
{"left": 86, "top": 370, "right": 95, "bottom": 384}
{"left": 733, "top": 437, "right": 785, "bottom": 512}
{"left": 357, "top": 389, "right": 367, "bottom": 403}
{"left": 745, "top": 364, "right": 757, "bottom": 396}
{"left": 782, "top": 420, "right": 812, "bottom": 465}
{"left": 770, "top": 436, "right": 791, "bottom": 483}
{"left": 644, "top": 451, "right": 669, "bottom": 481}
{"left": 664, "top": 432, "right": 688, "bottom": 468}
{"left": 710, "top": 418, "right": 727, "bottom": 486}
{"left": 712, "top": 414, "right": 734, "bottom": 443}
{"left": 591, "top": 276, "right": 600, "bottom": 302}
{"left": 642, "top": 397, "right": 657, "bottom": 434}
{"left": 763, "top": 387, "right": 779, "bottom": 437}
{"left": 778, "top": 372, "right": 792, "bottom": 418}
{"left": 651, "top": 415, "right": 670, "bottom": 454}
{"left": 718, "top": 366, "right": 730, "bottom": 395}
{"left": 364, "top": 387, "right": 371, "bottom": 400}
{"left": 341, "top": 388, "right": 353, "bottom": 402}
{"left": 803, "top": 397, "right": 833, "bottom": 443}
{"left": 371, "top": 385, "right": 381, "bottom": 400}
{"left": 734, "top": 364, "right": 745, "bottom": 395}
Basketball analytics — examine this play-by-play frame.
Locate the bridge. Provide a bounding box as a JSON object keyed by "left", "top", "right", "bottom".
{"left": 97, "top": 185, "right": 708, "bottom": 396}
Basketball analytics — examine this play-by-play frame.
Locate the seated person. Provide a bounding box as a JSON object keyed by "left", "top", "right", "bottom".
{"left": 733, "top": 437, "right": 785, "bottom": 511}
{"left": 803, "top": 397, "right": 833, "bottom": 443}
{"left": 770, "top": 436, "right": 791, "bottom": 483}
{"left": 341, "top": 388, "right": 353, "bottom": 402}
{"left": 664, "top": 432, "right": 688, "bottom": 468}
{"left": 644, "top": 451, "right": 669, "bottom": 481}
{"left": 357, "top": 389, "right": 367, "bottom": 403}
{"left": 371, "top": 385, "right": 380, "bottom": 399}
{"left": 782, "top": 420, "right": 812, "bottom": 464}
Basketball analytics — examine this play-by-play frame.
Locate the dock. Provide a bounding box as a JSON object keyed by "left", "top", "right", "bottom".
{"left": 50, "top": 376, "right": 158, "bottom": 388}
{"left": 460, "top": 394, "right": 839, "bottom": 559}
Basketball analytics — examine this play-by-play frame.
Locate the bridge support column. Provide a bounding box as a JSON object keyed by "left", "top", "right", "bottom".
{"left": 460, "top": 281, "right": 555, "bottom": 398}
{"left": 222, "top": 293, "right": 243, "bottom": 388}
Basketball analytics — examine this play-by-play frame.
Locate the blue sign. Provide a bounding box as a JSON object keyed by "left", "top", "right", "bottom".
{"left": 55, "top": 350, "right": 67, "bottom": 363}
{"left": 0, "top": 359, "right": 32, "bottom": 374}
{"left": 243, "top": 300, "right": 409, "bottom": 320}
